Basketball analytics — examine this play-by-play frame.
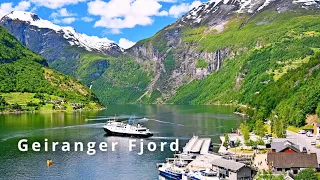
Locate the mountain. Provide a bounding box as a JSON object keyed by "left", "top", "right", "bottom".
{"left": 1, "top": 0, "right": 320, "bottom": 130}
{"left": 0, "top": 11, "right": 122, "bottom": 85}
{"left": 0, "top": 26, "right": 101, "bottom": 112}
{"left": 92, "top": 0, "right": 320, "bottom": 133}
{"left": 98, "top": 0, "right": 319, "bottom": 104}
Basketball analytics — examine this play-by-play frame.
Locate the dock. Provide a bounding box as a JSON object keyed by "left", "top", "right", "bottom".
{"left": 200, "top": 138, "right": 211, "bottom": 155}
{"left": 183, "top": 136, "right": 212, "bottom": 154}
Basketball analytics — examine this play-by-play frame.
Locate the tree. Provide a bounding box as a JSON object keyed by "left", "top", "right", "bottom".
{"left": 255, "top": 119, "right": 266, "bottom": 138}
{"left": 0, "top": 96, "right": 7, "bottom": 106}
{"left": 240, "top": 122, "right": 250, "bottom": 143}
{"left": 295, "top": 168, "right": 317, "bottom": 180}
{"left": 235, "top": 139, "right": 242, "bottom": 147}
{"left": 223, "top": 133, "right": 229, "bottom": 148}
{"left": 12, "top": 103, "right": 21, "bottom": 110}
{"left": 316, "top": 103, "right": 320, "bottom": 116}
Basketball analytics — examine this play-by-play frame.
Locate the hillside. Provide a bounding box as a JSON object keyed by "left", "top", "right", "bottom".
{"left": 0, "top": 11, "right": 121, "bottom": 86}
{"left": 1, "top": 0, "right": 319, "bottom": 131}
{"left": 0, "top": 26, "right": 101, "bottom": 112}
{"left": 103, "top": 0, "right": 320, "bottom": 134}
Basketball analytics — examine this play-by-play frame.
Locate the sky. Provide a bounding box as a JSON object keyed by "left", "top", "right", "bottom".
{"left": 0, "top": 0, "right": 208, "bottom": 49}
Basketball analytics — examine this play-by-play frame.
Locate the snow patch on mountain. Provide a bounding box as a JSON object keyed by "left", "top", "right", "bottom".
{"left": 2, "top": 11, "right": 122, "bottom": 53}
{"left": 293, "top": 0, "right": 318, "bottom": 5}
{"left": 180, "top": 0, "right": 319, "bottom": 25}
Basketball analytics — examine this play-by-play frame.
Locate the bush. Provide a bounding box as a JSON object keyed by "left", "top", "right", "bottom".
{"left": 12, "top": 103, "right": 22, "bottom": 110}
{"left": 316, "top": 103, "right": 320, "bottom": 116}
{"left": 295, "top": 168, "right": 317, "bottom": 180}
{"left": 223, "top": 134, "right": 229, "bottom": 148}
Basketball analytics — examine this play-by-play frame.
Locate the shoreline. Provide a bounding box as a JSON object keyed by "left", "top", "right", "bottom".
{"left": 0, "top": 107, "right": 107, "bottom": 115}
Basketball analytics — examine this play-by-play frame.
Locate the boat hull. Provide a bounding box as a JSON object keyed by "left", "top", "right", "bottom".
{"left": 104, "top": 128, "right": 153, "bottom": 138}
{"left": 159, "top": 170, "right": 182, "bottom": 180}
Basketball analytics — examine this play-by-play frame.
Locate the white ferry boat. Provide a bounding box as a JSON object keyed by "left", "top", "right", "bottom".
{"left": 103, "top": 116, "right": 153, "bottom": 138}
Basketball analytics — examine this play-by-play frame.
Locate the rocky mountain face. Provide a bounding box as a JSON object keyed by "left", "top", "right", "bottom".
{"left": 124, "top": 0, "right": 320, "bottom": 103}
{"left": 0, "top": 11, "right": 122, "bottom": 84}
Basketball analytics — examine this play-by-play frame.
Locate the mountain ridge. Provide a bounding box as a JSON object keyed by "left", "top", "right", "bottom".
{"left": 0, "top": 26, "right": 102, "bottom": 112}
{"left": 1, "top": 11, "right": 123, "bottom": 54}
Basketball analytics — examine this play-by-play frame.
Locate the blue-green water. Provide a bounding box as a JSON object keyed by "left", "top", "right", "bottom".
{"left": 0, "top": 105, "right": 243, "bottom": 180}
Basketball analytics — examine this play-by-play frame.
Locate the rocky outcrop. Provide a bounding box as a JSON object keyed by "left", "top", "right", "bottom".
{"left": 127, "top": 26, "right": 232, "bottom": 99}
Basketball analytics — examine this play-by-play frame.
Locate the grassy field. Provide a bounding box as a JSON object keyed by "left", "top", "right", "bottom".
{"left": 287, "top": 124, "right": 314, "bottom": 133}
{"left": 1, "top": 92, "right": 41, "bottom": 105}
{"left": 1, "top": 92, "right": 102, "bottom": 112}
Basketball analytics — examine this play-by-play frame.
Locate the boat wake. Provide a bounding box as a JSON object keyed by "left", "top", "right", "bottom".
{"left": 0, "top": 123, "right": 104, "bottom": 142}
{"left": 148, "top": 119, "right": 184, "bottom": 126}
{"left": 85, "top": 115, "right": 143, "bottom": 122}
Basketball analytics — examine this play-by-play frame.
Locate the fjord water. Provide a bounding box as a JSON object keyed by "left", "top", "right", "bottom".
{"left": 0, "top": 105, "right": 243, "bottom": 180}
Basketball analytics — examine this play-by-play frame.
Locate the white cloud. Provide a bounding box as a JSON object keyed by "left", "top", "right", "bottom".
{"left": 118, "top": 38, "right": 136, "bottom": 49}
{"left": 51, "top": 8, "right": 77, "bottom": 24}
{"left": 51, "top": 8, "right": 76, "bottom": 18}
{"left": 61, "top": 17, "right": 76, "bottom": 24}
{"left": 87, "top": 0, "right": 170, "bottom": 30}
{"left": 0, "top": 1, "right": 31, "bottom": 19}
{"left": 111, "top": 28, "right": 122, "bottom": 34}
{"left": 168, "top": 1, "right": 202, "bottom": 18}
{"left": 28, "top": 0, "right": 87, "bottom": 9}
{"left": 81, "top": 16, "right": 93, "bottom": 22}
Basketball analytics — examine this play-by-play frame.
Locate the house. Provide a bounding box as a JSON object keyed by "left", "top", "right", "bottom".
{"left": 313, "top": 123, "right": 320, "bottom": 136}
{"left": 187, "top": 154, "right": 256, "bottom": 180}
{"left": 267, "top": 152, "right": 318, "bottom": 175}
{"left": 270, "top": 140, "right": 300, "bottom": 153}
{"left": 210, "top": 158, "right": 256, "bottom": 180}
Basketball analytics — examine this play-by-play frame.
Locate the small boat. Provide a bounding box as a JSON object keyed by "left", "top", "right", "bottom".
{"left": 158, "top": 163, "right": 184, "bottom": 179}
{"left": 103, "top": 115, "right": 153, "bottom": 138}
{"left": 183, "top": 169, "right": 218, "bottom": 180}
{"left": 199, "top": 169, "right": 217, "bottom": 177}
{"left": 46, "top": 160, "right": 53, "bottom": 167}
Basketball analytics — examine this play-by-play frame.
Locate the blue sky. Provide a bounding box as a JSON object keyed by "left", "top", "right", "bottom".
{"left": 0, "top": 0, "right": 207, "bottom": 48}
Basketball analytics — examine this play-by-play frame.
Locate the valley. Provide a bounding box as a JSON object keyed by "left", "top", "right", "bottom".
{"left": 0, "top": 0, "right": 319, "bottom": 132}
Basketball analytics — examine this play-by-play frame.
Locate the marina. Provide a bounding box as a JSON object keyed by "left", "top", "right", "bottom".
{"left": 157, "top": 136, "right": 257, "bottom": 180}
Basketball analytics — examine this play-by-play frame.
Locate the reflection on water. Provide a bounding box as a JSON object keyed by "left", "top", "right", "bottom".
{"left": 0, "top": 105, "right": 243, "bottom": 180}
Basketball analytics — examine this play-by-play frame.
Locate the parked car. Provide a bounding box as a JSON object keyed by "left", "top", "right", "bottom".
{"left": 306, "top": 131, "right": 313, "bottom": 137}
{"left": 298, "top": 130, "right": 306, "bottom": 134}
{"left": 311, "top": 141, "right": 316, "bottom": 145}
{"left": 302, "top": 147, "right": 307, "bottom": 153}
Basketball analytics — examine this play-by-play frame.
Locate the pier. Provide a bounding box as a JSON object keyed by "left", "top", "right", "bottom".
{"left": 183, "top": 136, "right": 212, "bottom": 154}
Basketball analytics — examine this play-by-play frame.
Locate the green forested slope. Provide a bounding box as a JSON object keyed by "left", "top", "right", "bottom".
{"left": 0, "top": 26, "right": 101, "bottom": 112}
{"left": 92, "top": 56, "right": 151, "bottom": 105}
{"left": 169, "top": 10, "right": 320, "bottom": 132}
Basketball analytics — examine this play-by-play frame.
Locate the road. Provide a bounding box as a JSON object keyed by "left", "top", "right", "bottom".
{"left": 286, "top": 131, "right": 320, "bottom": 163}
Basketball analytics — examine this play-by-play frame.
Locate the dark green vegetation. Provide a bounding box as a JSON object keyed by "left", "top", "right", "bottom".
{"left": 0, "top": 26, "right": 101, "bottom": 112}
{"left": 92, "top": 56, "right": 151, "bottom": 105}
{"left": 49, "top": 49, "right": 111, "bottom": 86}
{"left": 168, "top": 10, "right": 320, "bottom": 136}
{"left": 295, "top": 168, "right": 318, "bottom": 180}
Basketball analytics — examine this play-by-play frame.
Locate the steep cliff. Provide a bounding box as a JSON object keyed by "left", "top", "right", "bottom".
{"left": 123, "top": 0, "right": 320, "bottom": 104}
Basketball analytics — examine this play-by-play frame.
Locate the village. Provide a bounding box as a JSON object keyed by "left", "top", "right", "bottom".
{"left": 157, "top": 122, "right": 320, "bottom": 180}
